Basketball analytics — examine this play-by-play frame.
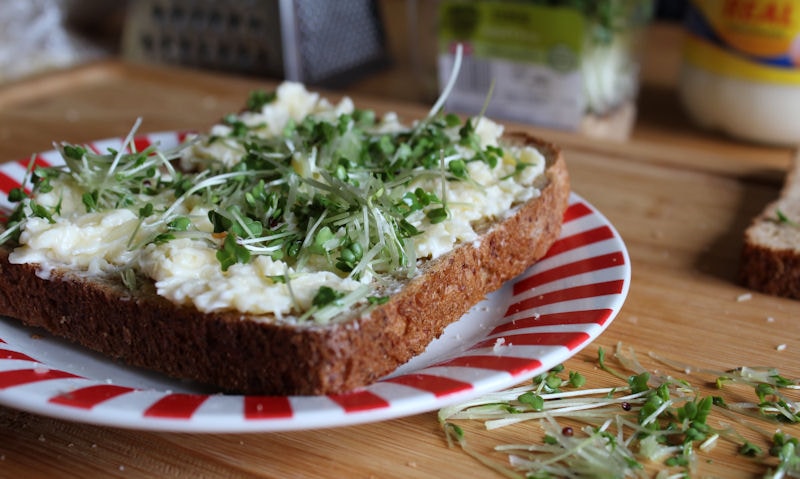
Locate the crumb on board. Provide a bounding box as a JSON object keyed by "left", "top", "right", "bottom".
{"left": 736, "top": 293, "right": 753, "bottom": 302}
{"left": 777, "top": 344, "right": 787, "bottom": 352}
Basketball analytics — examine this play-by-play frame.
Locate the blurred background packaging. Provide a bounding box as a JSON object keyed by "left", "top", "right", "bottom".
{"left": 429, "top": 0, "right": 654, "bottom": 136}
{"left": 0, "top": 0, "right": 686, "bottom": 136}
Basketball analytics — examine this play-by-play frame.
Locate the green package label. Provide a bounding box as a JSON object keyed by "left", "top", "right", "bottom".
{"left": 438, "top": 1, "right": 587, "bottom": 71}
{"left": 437, "top": 1, "right": 590, "bottom": 130}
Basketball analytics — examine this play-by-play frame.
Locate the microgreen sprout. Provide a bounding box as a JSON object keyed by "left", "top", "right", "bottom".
{"left": 776, "top": 209, "right": 800, "bottom": 229}
{"left": 440, "top": 343, "right": 800, "bottom": 478}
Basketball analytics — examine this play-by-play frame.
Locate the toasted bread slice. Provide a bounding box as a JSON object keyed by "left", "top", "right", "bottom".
{"left": 0, "top": 130, "right": 568, "bottom": 396}
{"left": 740, "top": 154, "right": 800, "bottom": 299}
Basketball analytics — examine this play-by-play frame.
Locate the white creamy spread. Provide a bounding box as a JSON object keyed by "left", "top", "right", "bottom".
{"left": 7, "top": 82, "right": 546, "bottom": 321}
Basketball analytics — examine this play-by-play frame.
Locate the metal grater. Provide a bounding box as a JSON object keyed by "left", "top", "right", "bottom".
{"left": 122, "top": 0, "right": 388, "bottom": 86}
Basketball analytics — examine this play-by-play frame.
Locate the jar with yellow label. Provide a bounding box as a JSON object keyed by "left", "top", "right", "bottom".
{"left": 679, "top": 0, "right": 800, "bottom": 145}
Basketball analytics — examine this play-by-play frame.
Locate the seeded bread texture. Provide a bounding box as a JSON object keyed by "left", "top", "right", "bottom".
{"left": 739, "top": 156, "right": 800, "bottom": 299}
{"left": 0, "top": 134, "right": 569, "bottom": 395}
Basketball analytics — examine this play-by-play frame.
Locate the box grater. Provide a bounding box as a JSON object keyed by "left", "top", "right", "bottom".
{"left": 122, "top": 0, "right": 388, "bottom": 86}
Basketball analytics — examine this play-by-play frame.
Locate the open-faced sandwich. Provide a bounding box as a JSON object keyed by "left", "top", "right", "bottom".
{"left": 0, "top": 81, "right": 569, "bottom": 395}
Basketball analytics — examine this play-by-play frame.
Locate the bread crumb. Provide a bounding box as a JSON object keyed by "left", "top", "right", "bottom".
{"left": 492, "top": 338, "right": 507, "bottom": 353}
{"left": 407, "top": 461, "right": 418, "bottom": 468}
{"left": 38, "top": 434, "right": 45, "bottom": 442}
{"left": 119, "top": 465, "right": 125, "bottom": 472}
{"left": 627, "top": 315, "right": 639, "bottom": 324}
{"left": 736, "top": 293, "right": 753, "bottom": 302}
{"left": 777, "top": 344, "right": 787, "bottom": 351}
{"left": 201, "top": 95, "right": 218, "bottom": 110}
{"left": 767, "top": 316, "right": 776, "bottom": 323}
{"left": 65, "top": 109, "right": 80, "bottom": 123}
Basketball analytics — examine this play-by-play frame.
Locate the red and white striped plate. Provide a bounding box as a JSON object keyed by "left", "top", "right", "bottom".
{"left": 0, "top": 132, "right": 630, "bottom": 432}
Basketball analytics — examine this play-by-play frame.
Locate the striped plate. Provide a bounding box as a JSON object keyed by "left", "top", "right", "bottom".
{"left": 0, "top": 132, "right": 630, "bottom": 432}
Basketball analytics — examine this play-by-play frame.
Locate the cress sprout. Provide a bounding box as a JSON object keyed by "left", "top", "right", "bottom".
{"left": 440, "top": 343, "right": 800, "bottom": 478}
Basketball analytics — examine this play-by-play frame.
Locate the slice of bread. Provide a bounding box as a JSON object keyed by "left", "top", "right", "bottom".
{"left": 0, "top": 126, "right": 568, "bottom": 396}
{"left": 740, "top": 155, "right": 800, "bottom": 299}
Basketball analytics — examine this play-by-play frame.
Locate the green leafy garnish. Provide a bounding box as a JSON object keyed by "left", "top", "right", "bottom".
{"left": 217, "top": 233, "right": 251, "bottom": 271}
{"left": 311, "top": 286, "right": 345, "bottom": 308}
{"left": 439, "top": 344, "right": 800, "bottom": 478}
{"left": 776, "top": 209, "right": 800, "bottom": 228}
{"left": 246, "top": 89, "right": 277, "bottom": 112}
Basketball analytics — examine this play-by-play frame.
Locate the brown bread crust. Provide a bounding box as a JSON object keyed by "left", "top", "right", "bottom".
{"left": 0, "top": 134, "right": 569, "bottom": 395}
{"left": 739, "top": 155, "right": 800, "bottom": 299}
{"left": 740, "top": 239, "right": 800, "bottom": 298}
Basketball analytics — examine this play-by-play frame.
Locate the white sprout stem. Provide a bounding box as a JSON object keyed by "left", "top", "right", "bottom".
{"left": 476, "top": 78, "right": 496, "bottom": 121}
{"left": 161, "top": 170, "right": 266, "bottom": 219}
{"left": 438, "top": 150, "right": 449, "bottom": 212}
{"left": 312, "top": 285, "right": 371, "bottom": 324}
{"left": 699, "top": 433, "right": 719, "bottom": 452}
{"left": 242, "top": 244, "right": 282, "bottom": 254}
{"left": 105, "top": 117, "right": 143, "bottom": 181}
{"left": 485, "top": 405, "right": 628, "bottom": 430}
{"left": 239, "top": 231, "right": 295, "bottom": 246}
{"left": 116, "top": 147, "right": 179, "bottom": 178}
{"left": 440, "top": 387, "right": 638, "bottom": 422}
{"left": 301, "top": 210, "right": 328, "bottom": 250}
{"left": 350, "top": 241, "right": 384, "bottom": 278}
{"left": 0, "top": 222, "right": 22, "bottom": 245}
{"left": 540, "top": 387, "right": 634, "bottom": 400}
{"left": 18, "top": 153, "right": 37, "bottom": 190}
{"left": 361, "top": 204, "right": 370, "bottom": 254}
{"left": 230, "top": 209, "right": 257, "bottom": 239}
{"left": 283, "top": 264, "right": 299, "bottom": 312}
{"left": 428, "top": 43, "right": 463, "bottom": 118}
{"left": 640, "top": 399, "right": 673, "bottom": 426}
{"left": 615, "top": 342, "right": 649, "bottom": 374}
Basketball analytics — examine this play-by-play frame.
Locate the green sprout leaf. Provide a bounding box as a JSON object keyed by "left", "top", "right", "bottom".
{"left": 217, "top": 233, "right": 251, "bottom": 272}
{"left": 246, "top": 90, "right": 277, "bottom": 112}
{"left": 311, "top": 285, "right": 345, "bottom": 308}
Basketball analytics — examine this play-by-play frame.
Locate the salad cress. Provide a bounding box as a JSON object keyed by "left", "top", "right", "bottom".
{"left": 440, "top": 344, "right": 800, "bottom": 478}
{"left": 0, "top": 77, "right": 546, "bottom": 323}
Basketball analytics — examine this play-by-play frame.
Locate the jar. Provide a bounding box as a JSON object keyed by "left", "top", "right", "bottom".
{"left": 427, "top": 0, "right": 652, "bottom": 136}
{"left": 679, "top": 0, "right": 800, "bottom": 145}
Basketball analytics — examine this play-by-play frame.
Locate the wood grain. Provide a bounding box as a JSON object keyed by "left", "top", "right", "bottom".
{"left": 0, "top": 54, "right": 799, "bottom": 478}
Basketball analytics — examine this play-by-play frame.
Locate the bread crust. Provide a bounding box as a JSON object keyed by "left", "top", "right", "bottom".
{"left": 739, "top": 154, "right": 800, "bottom": 299}
{"left": 0, "top": 134, "right": 569, "bottom": 395}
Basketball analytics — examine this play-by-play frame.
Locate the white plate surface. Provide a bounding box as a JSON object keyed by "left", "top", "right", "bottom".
{"left": 0, "top": 132, "right": 630, "bottom": 432}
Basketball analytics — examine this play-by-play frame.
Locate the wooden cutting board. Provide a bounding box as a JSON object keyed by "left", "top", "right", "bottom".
{"left": 0, "top": 59, "right": 798, "bottom": 478}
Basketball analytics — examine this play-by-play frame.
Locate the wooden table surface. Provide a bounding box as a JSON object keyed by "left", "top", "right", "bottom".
{"left": 1, "top": 38, "right": 799, "bottom": 478}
